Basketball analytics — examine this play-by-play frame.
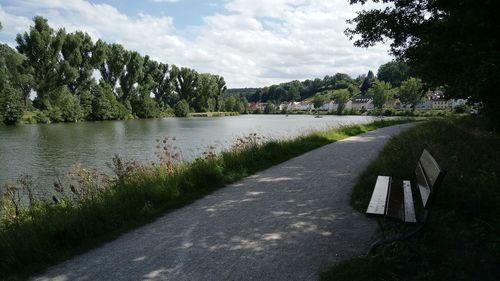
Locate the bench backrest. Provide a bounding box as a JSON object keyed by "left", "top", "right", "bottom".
{"left": 415, "top": 149, "right": 445, "bottom": 209}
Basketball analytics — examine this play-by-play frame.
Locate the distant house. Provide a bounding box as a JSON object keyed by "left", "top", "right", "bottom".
{"left": 351, "top": 96, "right": 374, "bottom": 111}
{"left": 249, "top": 102, "right": 266, "bottom": 110}
{"left": 385, "top": 98, "right": 402, "bottom": 109}
{"left": 415, "top": 100, "right": 433, "bottom": 109}
{"left": 278, "top": 103, "right": 288, "bottom": 111}
{"left": 431, "top": 99, "right": 449, "bottom": 109}
{"left": 286, "top": 102, "right": 301, "bottom": 111}
{"left": 301, "top": 101, "right": 314, "bottom": 110}
{"left": 320, "top": 100, "right": 337, "bottom": 111}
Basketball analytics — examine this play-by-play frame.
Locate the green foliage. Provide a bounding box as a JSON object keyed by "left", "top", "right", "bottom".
{"left": 16, "top": 17, "right": 76, "bottom": 104}
{"left": 131, "top": 95, "right": 160, "bottom": 119}
{"left": 367, "top": 80, "right": 393, "bottom": 109}
{"left": 0, "top": 119, "right": 411, "bottom": 280}
{"left": 377, "top": 61, "right": 411, "bottom": 87}
{"left": 224, "top": 96, "right": 237, "bottom": 112}
{"left": 325, "top": 118, "right": 500, "bottom": 281}
{"left": 0, "top": 85, "right": 25, "bottom": 125}
{"left": 453, "top": 103, "right": 470, "bottom": 114}
{"left": 3, "top": 17, "right": 227, "bottom": 125}
{"left": 248, "top": 73, "right": 360, "bottom": 104}
{"left": 335, "top": 89, "right": 350, "bottom": 115}
{"left": 263, "top": 102, "right": 275, "bottom": 114}
{"left": 50, "top": 86, "right": 83, "bottom": 122}
{"left": 398, "top": 77, "right": 425, "bottom": 109}
{"left": 174, "top": 99, "right": 190, "bottom": 117}
{"left": 346, "top": 0, "right": 500, "bottom": 126}
{"left": 313, "top": 95, "right": 326, "bottom": 109}
{"left": 90, "top": 82, "right": 128, "bottom": 120}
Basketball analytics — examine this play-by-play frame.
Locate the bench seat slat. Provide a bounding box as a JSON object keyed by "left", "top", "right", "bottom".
{"left": 386, "top": 179, "right": 405, "bottom": 221}
{"left": 403, "top": 180, "right": 416, "bottom": 223}
{"left": 366, "top": 176, "right": 390, "bottom": 216}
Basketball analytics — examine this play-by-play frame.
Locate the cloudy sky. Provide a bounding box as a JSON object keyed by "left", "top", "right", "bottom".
{"left": 0, "top": 0, "right": 391, "bottom": 88}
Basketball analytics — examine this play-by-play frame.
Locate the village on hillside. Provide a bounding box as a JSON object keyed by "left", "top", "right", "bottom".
{"left": 249, "top": 90, "right": 468, "bottom": 113}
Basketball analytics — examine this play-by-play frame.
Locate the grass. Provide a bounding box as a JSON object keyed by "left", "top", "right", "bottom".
{"left": 320, "top": 117, "right": 500, "bottom": 281}
{"left": 0, "top": 118, "right": 412, "bottom": 281}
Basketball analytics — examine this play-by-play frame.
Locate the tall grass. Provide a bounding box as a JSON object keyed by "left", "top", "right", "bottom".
{"left": 0, "top": 119, "right": 411, "bottom": 280}
{"left": 321, "top": 117, "right": 500, "bottom": 281}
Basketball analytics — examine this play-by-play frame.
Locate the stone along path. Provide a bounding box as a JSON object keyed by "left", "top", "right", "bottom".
{"left": 33, "top": 123, "right": 414, "bottom": 281}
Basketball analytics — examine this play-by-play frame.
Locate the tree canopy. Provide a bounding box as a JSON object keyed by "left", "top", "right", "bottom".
{"left": 346, "top": 0, "right": 500, "bottom": 125}
{"left": 0, "top": 16, "right": 228, "bottom": 125}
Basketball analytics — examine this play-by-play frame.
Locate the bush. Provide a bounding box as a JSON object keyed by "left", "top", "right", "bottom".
{"left": 132, "top": 96, "right": 160, "bottom": 118}
{"left": 174, "top": 99, "right": 190, "bottom": 117}
{"left": 0, "top": 86, "right": 25, "bottom": 125}
{"left": 453, "top": 103, "right": 470, "bottom": 114}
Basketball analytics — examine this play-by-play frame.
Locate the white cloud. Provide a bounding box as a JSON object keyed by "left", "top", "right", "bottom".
{"left": 0, "top": 0, "right": 391, "bottom": 87}
{"left": 151, "top": 0, "right": 181, "bottom": 2}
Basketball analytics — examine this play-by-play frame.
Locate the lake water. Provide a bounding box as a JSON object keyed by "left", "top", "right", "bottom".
{"left": 0, "top": 115, "right": 379, "bottom": 190}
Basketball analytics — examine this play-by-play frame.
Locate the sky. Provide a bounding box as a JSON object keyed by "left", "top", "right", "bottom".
{"left": 0, "top": 0, "right": 391, "bottom": 88}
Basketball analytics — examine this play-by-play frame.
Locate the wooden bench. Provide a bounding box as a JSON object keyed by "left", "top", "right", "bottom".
{"left": 366, "top": 149, "right": 446, "bottom": 255}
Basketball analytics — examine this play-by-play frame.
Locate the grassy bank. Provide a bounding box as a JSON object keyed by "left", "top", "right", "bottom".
{"left": 0, "top": 119, "right": 411, "bottom": 280}
{"left": 320, "top": 117, "right": 500, "bottom": 281}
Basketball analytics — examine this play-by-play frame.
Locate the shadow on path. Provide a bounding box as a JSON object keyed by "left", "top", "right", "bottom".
{"left": 33, "top": 124, "right": 414, "bottom": 281}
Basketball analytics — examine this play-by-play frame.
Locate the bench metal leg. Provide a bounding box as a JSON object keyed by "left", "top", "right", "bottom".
{"left": 367, "top": 211, "right": 429, "bottom": 256}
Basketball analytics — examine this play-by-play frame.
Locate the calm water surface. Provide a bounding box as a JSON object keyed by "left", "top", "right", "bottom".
{"left": 0, "top": 115, "right": 379, "bottom": 190}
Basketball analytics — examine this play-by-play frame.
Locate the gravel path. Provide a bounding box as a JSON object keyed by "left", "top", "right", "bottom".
{"left": 33, "top": 123, "right": 414, "bottom": 281}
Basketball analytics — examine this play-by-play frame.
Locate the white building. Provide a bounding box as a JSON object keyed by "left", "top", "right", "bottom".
{"left": 351, "top": 96, "right": 374, "bottom": 111}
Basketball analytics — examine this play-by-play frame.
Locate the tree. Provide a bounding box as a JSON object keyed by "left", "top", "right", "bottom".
{"left": 334, "top": 89, "right": 349, "bottom": 115}
{"left": 174, "top": 99, "right": 190, "bottom": 117}
{"left": 360, "top": 71, "right": 375, "bottom": 94}
{"left": 99, "top": 42, "right": 127, "bottom": 92}
{"left": 346, "top": 0, "right": 500, "bottom": 125}
{"left": 313, "top": 95, "right": 326, "bottom": 110}
{"left": 377, "top": 61, "right": 411, "bottom": 87}
{"left": 224, "top": 96, "right": 237, "bottom": 112}
{"left": 0, "top": 86, "right": 24, "bottom": 125}
{"left": 16, "top": 17, "right": 77, "bottom": 107}
{"left": 399, "top": 77, "right": 425, "bottom": 109}
{"left": 215, "top": 76, "right": 227, "bottom": 111}
{"left": 264, "top": 102, "right": 275, "bottom": 114}
{"left": 62, "top": 31, "right": 100, "bottom": 93}
{"left": 0, "top": 44, "right": 34, "bottom": 106}
{"left": 174, "top": 67, "right": 198, "bottom": 106}
{"left": 120, "top": 51, "right": 144, "bottom": 102}
{"left": 91, "top": 82, "right": 128, "bottom": 120}
{"left": 44, "top": 86, "right": 83, "bottom": 122}
{"left": 368, "top": 80, "right": 393, "bottom": 109}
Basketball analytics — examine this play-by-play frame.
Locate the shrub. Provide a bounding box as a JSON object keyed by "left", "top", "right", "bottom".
{"left": 174, "top": 99, "right": 190, "bottom": 117}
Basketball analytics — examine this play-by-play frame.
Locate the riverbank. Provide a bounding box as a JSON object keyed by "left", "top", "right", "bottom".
{"left": 188, "top": 111, "right": 239, "bottom": 117}
{"left": 0, "top": 119, "right": 412, "bottom": 280}
{"left": 320, "top": 117, "right": 500, "bottom": 281}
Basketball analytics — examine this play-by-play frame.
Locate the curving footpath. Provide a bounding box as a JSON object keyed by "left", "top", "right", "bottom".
{"left": 33, "top": 123, "right": 415, "bottom": 281}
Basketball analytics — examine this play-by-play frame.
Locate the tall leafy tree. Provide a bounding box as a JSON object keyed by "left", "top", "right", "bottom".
{"left": 119, "top": 51, "right": 143, "bottom": 102}
{"left": 360, "top": 71, "right": 375, "bottom": 94}
{"left": 174, "top": 67, "right": 198, "bottom": 105}
{"left": 399, "top": 77, "right": 425, "bottom": 109}
{"left": 62, "top": 31, "right": 101, "bottom": 93}
{"left": 0, "top": 44, "right": 34, "bottom": 106}
{"left": 334, "top": 89, "right": 349, "bottom": 115}
{"left": 99, "top": 42, "right": 127, "bottom": 92}
{"left": 16, "top": 17, "right": 76, "bottom": 107}
{"left": 377, "top": 61, "right": 410, "bottom": 87}
{"left": 368, "top": 80, "right": 393, "bottom": 109}
{"left": 346, "top": 0, "right": 500, "bottom": 125}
